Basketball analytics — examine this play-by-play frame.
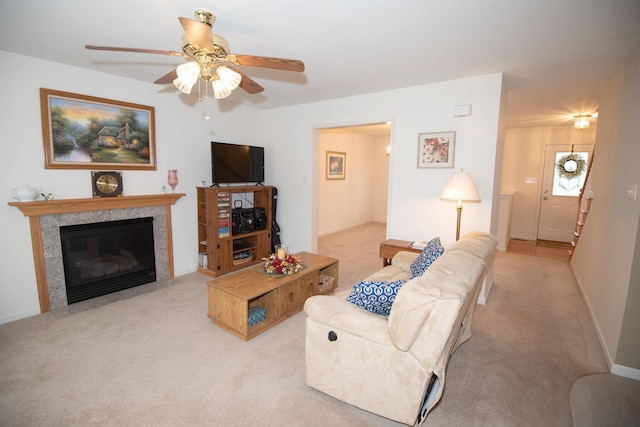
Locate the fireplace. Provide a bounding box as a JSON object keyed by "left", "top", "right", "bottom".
{"left": 9, "top": 193, "right": 184, "bottom": 313}
{"left": 60, "top": 217, "right": 156, "bottom": 304}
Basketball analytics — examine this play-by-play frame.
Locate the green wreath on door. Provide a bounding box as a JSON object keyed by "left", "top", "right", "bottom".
{"left": 556, "top": 153, "right": 586, "bottom": 180}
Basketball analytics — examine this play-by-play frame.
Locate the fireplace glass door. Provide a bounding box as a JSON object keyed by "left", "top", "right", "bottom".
{"left": 60, "top": 217, "right": 156, "bottom": 304}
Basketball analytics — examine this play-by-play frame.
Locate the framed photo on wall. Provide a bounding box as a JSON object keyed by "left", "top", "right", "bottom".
{"left": 326, "top": 151, "right": 346, "bottom": 180}
{"left": 417, "top": 131, "right": 455, "bottom": 168}
{"left": 40, "top": 88, "right": 157, "bottom": 170}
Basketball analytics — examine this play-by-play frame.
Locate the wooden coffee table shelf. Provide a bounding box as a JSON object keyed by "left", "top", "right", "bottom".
{"left": 207, "top": 252, "right": 339, "bottom": 340}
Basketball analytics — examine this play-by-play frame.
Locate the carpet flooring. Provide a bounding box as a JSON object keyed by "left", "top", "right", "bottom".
{"left": 0, "top": 223, "right": 636, "bottom": 426}
{"left": 570, "top": 373, "right": 640, "bottom": 426}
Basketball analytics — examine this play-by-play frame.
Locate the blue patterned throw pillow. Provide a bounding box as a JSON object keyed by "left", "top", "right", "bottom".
{"left": 346, "top": 279, "right": 406, "bottom": 316}
{"left": 409, "top": 237, "right": 444, "bottom": 278}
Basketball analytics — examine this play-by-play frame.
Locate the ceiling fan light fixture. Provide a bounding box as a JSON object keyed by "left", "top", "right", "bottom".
{"left": 211, "top": 66, "right": 242, "bottom": 99}
{"left": 173, "top": 61, "right": 201, "bottom": 94}
{"left": 216, "top": 66, "right": 242, "bottom": 90}
{"left": 211, "top": 79, "right": 232, "bottom": 99}
{"left": 87, "top": 9, "right": 304, "bottom": 106}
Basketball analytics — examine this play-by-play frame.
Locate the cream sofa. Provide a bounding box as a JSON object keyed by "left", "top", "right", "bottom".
{"left": 303, "top": 231, "right": 498, "bottom": 425}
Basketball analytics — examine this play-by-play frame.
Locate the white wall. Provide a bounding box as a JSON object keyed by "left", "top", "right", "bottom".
{"left": 502, "top": 126, "right": 597, "bottom": 240}
{"left": 261, "top": 74, "right": 505, "bottom": 254}
{"left": 570, "top": 43, "right": 640, "bottom": 375}
{"left": 317, "top": 131, "right": 388, "bottom": 236}
{"left": 0, "top": 51, "right": 262, "bottom": 323}
{"left": 372, "top": 135, "right": 390, "bottom": 223}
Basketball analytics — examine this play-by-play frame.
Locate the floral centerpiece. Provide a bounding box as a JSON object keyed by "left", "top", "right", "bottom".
{"left": 263, "top": 253, "right": 303, "bottom": 275}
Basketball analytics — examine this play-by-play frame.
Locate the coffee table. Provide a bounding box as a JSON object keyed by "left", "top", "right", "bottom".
{"left": 207, "top": 251, "right": 339, "bottom": 340}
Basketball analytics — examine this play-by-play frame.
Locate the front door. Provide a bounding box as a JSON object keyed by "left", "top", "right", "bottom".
{"left": 537, "top": 144, "right": 593, "bottom": 242}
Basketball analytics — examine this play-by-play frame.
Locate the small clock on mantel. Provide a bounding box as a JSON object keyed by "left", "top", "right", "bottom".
{"left": 91, "top": 171, "right": 123, "bottom": 198}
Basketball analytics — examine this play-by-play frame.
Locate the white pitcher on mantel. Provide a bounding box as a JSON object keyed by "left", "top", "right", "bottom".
{"left": 12, "top": 185, "right": 39, "bottom": 201}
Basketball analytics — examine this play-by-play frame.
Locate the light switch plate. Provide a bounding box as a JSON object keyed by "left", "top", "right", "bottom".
{"left": 626, "top": 184, "right": 638, "bottom": 201}
{"left": 525, "top": 177, "right": 537, "bottom": 184}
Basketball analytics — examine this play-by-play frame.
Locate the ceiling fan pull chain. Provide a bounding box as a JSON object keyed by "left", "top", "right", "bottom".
{"left": 204, "top": 81, "right": 210, "bottom": 120}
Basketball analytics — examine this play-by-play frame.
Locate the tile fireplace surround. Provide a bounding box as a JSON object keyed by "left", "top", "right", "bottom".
{"left": 9, "top": 194, "right": 184, "bottom": 313}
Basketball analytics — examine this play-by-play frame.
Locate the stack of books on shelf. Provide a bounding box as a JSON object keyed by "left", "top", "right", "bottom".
{"left": 217, "top": 192, "right": 230, "bottom": 238}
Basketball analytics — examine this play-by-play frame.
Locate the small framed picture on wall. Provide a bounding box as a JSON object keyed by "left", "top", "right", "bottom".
{"left": 417, "top": 131, "right": 455, "bottom": 168}
{"left": 326, "top": 151, "right": 346, "bottom": 180}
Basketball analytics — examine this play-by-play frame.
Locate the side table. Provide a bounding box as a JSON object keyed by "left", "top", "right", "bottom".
{"left": 379, "top": 239, "right": 423, "bottom": 267}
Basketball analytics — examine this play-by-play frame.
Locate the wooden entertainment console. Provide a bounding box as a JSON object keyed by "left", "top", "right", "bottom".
{"left": 207, "top": 252, "right": 339, "bottom": 340}
{"left": 197, "top": 185, "right": 272, "bottom": 277}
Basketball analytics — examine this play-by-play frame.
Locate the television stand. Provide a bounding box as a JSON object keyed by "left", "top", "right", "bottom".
{"left": 197, "top": 185, "right": 273, "bottom": 277}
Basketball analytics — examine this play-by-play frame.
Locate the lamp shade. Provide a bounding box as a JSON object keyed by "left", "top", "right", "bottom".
{"left": 440, "top": 172, "right": 481, "bottom": 202}
{"left": 173, "top": 61, "right": 200, "bottom": 94}
{"left": 212, "top": 66, "right": 242, "bottom": 99}
{"left": 216, "top": 66, "right": 241, "bottom": 90}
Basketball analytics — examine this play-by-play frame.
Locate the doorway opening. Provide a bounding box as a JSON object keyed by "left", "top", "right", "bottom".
{"left": 315, "top": 122, "right": 391, "bottom": 252}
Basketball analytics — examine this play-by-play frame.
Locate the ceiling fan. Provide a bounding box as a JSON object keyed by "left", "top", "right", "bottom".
{"left": 85, "top": 9, "right": 305, "bottom": 100}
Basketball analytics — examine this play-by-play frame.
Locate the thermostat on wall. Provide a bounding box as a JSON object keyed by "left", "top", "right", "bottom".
{"left": 453, "top": 104, "right": 472, "bottom": 117}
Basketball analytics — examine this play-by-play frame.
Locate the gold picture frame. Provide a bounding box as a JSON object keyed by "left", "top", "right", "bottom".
{"left": 326, "top": 151, "right": 346, "bottom": 180}
{"left": 40, "top": 88, "right": 156, "bottom": 170}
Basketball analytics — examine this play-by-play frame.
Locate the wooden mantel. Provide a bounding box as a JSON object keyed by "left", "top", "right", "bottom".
{"left": 8, "top": 193, "right": 184, "bottom": 216}
{"left": 9, "top": 193, "right": 185, "bottom": 313}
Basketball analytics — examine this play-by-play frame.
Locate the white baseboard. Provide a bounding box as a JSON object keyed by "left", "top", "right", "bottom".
{"left": 509, "top": 234, "right": 535, "bottom": 241}
{"left": 611, "top": 364, "right": 640, "bottom": 380}
{"left": 570, "top": 264, "right": 617, "bottom": 368}
{"left": 318, "top": 221, "right": 381, "bottom": 237}
{"left": 0, "top": 307, "right": 40, "bottom": 325}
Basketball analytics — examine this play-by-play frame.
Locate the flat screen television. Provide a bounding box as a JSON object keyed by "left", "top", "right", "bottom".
{"left": 211, "top": 142, "right": 265, "bottom": 184}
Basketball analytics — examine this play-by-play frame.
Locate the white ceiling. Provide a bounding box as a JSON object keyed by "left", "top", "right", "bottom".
{"left": 1, "top": 0, "right": 639, "bottom": 129}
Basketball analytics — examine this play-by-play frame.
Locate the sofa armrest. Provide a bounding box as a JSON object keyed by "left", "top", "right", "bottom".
{"left": 304, "top": 295, "right": 391, "bottom": 345}
{"left": 392, "top": 251, "right": 420, "bottom": 273}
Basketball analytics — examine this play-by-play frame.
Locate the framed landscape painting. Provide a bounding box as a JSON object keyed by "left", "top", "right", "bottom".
{"left": 417, "top": 131, "right": 455, "bottom": 168}
{"left": 326, "top": 151, "right": 346, "bottom": 180}
{"left": 40, "top": 88, "right": 156, "bottom": 170}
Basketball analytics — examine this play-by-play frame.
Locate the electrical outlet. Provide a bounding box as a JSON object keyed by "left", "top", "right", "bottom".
{"left": 626, "top": 184, "right": 638, "bottom": 201}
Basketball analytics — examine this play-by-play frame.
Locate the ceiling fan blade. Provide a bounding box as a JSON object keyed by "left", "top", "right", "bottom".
{"left": 232, "top": 54, "right": 305, "bottom": 72}
{"left": 85, "top": 45, "right": 185, "bottom": 57}
{"left": 228, "top": 67, "right": 264, "bottom": 94}
{"left": 178, "top": 17, "right": 215, "bottom": 51}
{"left": 154, "top": 69, "right": 178, "bottom": 84}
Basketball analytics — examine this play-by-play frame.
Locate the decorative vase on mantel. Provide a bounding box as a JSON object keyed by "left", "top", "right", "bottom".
{"left": 167, "top": 170, "right": 178, "bottom": 193}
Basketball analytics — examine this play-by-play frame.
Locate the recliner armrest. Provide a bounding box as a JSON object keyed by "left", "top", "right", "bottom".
{"left": 392, "top": 251, "right": 420, "bottom": 273}
{"left": 304, "top": 295, "right": 391, "bottom": 345}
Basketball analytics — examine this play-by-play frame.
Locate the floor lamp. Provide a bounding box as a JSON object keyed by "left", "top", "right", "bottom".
{"left": 440, "top": 170, "right": 481, "bottom": 240}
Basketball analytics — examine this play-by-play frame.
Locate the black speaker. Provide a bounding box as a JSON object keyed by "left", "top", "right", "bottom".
{"left": 231, "top": 208, "right": 243, "bottom": 235}
{"left": 254, "top": 207, "right": 267, "bottom": 230}
{"left": 240, "top": 208, "right": 255, "bottom": 233}
{"left": 231, "top": 207, "right": 256, "bottom": 234}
